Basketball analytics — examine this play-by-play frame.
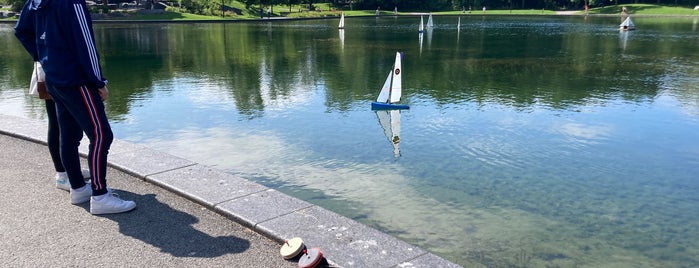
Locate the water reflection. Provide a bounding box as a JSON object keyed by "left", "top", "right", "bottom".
{"left": 418, "top": 32, "right": 423, "bottom": 55}
{"left": 456, "top": 17, "right": 461, "bottom": 45}
{"left": 375, "top": 110, "right": 402, "bottom": 157}
{"left": 619, "top": 30, "right": 630, "bottom": 51}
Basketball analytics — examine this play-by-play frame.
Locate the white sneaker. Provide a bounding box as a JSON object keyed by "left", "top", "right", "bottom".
{"left": 90, "top": 192, "right": 136, "bottom": 215}
{"left": 81, "top": 169, "right": 91, "bottom": 183}
{"left": 55, "top": 172, "right": 70, "bottom": 191}
{"left": 70, "top": 185, "right": 92, "bottom": 204}
{"left": 56, "top": 169, "right": 92, "bottom": 191}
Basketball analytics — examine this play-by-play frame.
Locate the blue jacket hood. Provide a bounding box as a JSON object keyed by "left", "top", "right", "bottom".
{"left": 15, "top": 0, "right": 107, "bottom": 89}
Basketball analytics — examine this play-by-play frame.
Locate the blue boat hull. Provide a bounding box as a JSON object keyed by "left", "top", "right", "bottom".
{"left": 371, "top": 102, "right": 410, "bottom": 110}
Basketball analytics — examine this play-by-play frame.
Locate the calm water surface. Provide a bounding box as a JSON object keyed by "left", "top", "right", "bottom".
{"left": 2, "top": 16, "right": 698, "bottom": 267}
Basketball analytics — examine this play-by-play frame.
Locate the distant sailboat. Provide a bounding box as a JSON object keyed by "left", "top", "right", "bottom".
{"left": 375, "top": 110, "right": 402, "bottom": 157}
{"left": 419, "top": 16, "right": 424, "bottom": 33}
{"left": 339, "top": 12, "right": 345, "bottom": 29}
{"left": 457, "top": 17, "right": 461, "bottom": 30}
{"left": 426, "top": 13, "right": 434, "bottom": 28}
{"left": 620, "top": 17, "right": 635, "bottom": 31}
{"left": 371, "top": 52, "right": 409, "bottom": 110}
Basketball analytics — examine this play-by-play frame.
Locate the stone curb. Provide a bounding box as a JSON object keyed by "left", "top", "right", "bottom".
{"left": 0, "top": 114, "right": 461, "bottom": 268}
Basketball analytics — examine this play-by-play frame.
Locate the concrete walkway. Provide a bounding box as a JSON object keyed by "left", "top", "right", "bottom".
{"left": 0, "top": 114, "right": 461, "bottom": 267}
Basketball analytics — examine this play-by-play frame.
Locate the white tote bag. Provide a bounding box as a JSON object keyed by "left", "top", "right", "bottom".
{"left": 29, "top": 62, "right": 49, "bottom": 99}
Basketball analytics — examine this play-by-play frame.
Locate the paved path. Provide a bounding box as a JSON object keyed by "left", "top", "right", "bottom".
{"left": 0, "top": 114, "right": 461, "bottom": 267}
{"left": 0, "top": 134, "right": 295, "bottom": 267}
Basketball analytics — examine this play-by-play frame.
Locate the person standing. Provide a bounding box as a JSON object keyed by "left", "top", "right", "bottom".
{"left": 32, "top": 63, "right": 91, "bottom": 191}
{"left": 15, "top": 0, "right": 136, "bottom": 214}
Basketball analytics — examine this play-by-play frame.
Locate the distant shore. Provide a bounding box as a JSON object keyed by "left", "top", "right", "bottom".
{"left": 2, "top": 4, "right": 698, "bottom": 23}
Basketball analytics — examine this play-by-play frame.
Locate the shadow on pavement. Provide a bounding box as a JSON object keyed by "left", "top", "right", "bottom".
{"left": 95, "top": 191, "right": 251, "bottom": 257}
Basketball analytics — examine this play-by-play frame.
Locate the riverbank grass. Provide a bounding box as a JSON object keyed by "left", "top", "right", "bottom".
{"left": 589, "top": 4, "right": 698, "bottom": 15}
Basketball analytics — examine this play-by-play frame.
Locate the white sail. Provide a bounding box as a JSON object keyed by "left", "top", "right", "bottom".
{"left": 457, "top": 17, "right": 461, "bottom": 29}
{"left": 419, "top": 16, "right": 424, "bottom": 32}
{"left": 389, "top": 52, "right": 402, "bottom": 103}
{"left": 619, "top": 17, "right": 635, "bottom": 30}
{"left": 376, "top": 70, "right": 392, "bottom": 103}
{"left": 427, "top": 13, "right": 434, "bottom": 28}
{"left": 339, "top": 12, "right": 345, "bottom": 29}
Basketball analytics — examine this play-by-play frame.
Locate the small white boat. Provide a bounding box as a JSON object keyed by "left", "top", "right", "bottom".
{"left": 371, "top": 52, "right": 409, "bottom": 110}
{"left": 338, "top": 12, "right": 345, "bottom": 29}
{"left": 426, "top": 13, "right": 434, "bottom": 28}
{"left": 620, "top": 17, "right": 635, "bottom": 31}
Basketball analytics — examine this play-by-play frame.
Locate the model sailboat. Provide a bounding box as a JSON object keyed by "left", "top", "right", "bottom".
{"left": 426, "top": 13, "right": 434, "bottom": 28}
{"left": 619, "top": 17, "right": 635, "bottom": 31}
{"left": 339, "top": 12, "right": 345, "bottom": 29}
{"left": 371, "top": 52, "right": 409, "bottom": 110}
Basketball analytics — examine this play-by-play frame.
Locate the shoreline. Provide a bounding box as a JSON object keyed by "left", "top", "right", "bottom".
{"left": 2, "top": 10, "right": 699, "bottom": 23}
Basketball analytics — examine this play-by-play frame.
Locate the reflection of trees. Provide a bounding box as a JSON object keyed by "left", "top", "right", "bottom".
{"left": 0, "top": 30, "right": 34, "bottom": 90}
{"left": 1, "top": 26, "right": 53, "bottom": 118}
{"left": 94, "top": 25, "right": 169, "bottom": 120}
{"left": 7, "top": 19, "right": 697, "bottom": 121}
{"left": 402, "top": 18, "right": 670, "bottom": 110}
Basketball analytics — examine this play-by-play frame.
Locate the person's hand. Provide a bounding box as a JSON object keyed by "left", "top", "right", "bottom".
{"left": 98, "top": 86, "right": 109, "bottom": 101}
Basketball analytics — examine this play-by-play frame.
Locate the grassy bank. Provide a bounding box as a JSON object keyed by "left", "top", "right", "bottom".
{"left": 146, "top": 4, "right": 698, "bottom": 20}
{"left": 1, "top": 3, "right": 696, "bottom": 22}
{"left": 588, "top": 4, "right": 699, "bottom": 15}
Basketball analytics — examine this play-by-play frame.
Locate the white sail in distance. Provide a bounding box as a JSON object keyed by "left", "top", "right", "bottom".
{"left": 339, "top": 12, "right": 345, "bottom": 29}
{"left": 419, "top": 16, "right": 424, "bottom": 32}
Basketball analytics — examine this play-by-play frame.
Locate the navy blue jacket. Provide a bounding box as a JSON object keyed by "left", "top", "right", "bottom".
{"left": 14, "top": 0, "right": 107, "bottom": 89}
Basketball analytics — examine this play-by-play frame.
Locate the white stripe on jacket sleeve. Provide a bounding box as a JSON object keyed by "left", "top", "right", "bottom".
{"left": 73, "top": 3, "right": 101, "bottom": 81}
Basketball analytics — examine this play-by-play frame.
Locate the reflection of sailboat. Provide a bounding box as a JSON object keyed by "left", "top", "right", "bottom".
{"left": 619, "top": 17, "right": 635, "bottom": 31}
{"left": 619, "top": 30, "right": 629, "bottom": 51}
{"left": 339, "top": 12, "right": 345, "bottom": 29}
{"left": 427, "top": 13, "right": 434, "bottom": 28}
{"left": 339, "top": 29, "right": 345, "bottom": 50}
{"left": 426, "top": 25, "right": 433, "bottom": 48}
{"left": 371, "top": 52, "right": 409, "bottom": 110}
{"left": 457, "top": 17, "right": 461, "bottom": 44}
{"left": 419, "top": 32, "right": 423, "bottom": 55}
{"left": 418, "top": 16, "right": 424, "bottom": 33}
{"left": 375, "top": 110, "right": 402, "bottom": 157}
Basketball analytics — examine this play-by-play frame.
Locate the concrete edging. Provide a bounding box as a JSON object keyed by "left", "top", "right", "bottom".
{"left": 0, "top": 114, "right": 461, "bottom": 268}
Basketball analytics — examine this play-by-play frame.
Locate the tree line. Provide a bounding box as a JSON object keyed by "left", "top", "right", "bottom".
{"left": 4, "top": 0, "right": 697, "bottom": 14}
{"left": 251, "top": 0, "right": 697, "bottom": 11}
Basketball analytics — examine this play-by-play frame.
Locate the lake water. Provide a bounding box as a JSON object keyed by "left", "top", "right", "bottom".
{"left": 2, "top": 15, "right": 698, "bottom": 267}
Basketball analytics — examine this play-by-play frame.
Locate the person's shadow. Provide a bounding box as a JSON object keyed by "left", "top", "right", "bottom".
{"left": 94, "top": 191, "right": 250, "bottom": 257}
